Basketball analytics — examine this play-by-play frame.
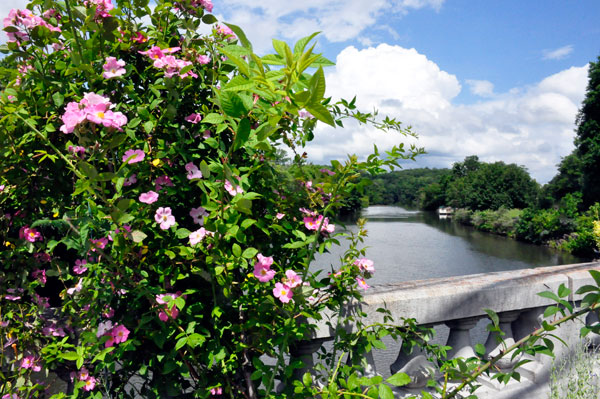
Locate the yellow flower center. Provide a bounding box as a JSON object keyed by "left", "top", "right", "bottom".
{"left": 97, "top": 112, "right": 105, "bottom": 119}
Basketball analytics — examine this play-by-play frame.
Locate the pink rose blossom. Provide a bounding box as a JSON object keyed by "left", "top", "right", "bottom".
{"left": 185, "top": 113, "right": 202, "bottom": 124}
{"left": 67, "top": 279, "right": 83, "bottom": 295}
{"left": 273, "top": 282, "right": 293, "bottom": 303}
{"left": 197, "top": 54, "right": 211, "bottom": 64}
{"left": 275, "top": 213, "right": 285, "bottom": 220}
{"left": 210, "top": 387, "right": 222, "bottom": 396}
{"left": 82, "top": 376, "right": 96, "bottom": 391}
{"left": 32, "top": 269, "right": 46, "bottom": 284}
{"left": 189, "top": 206, "right": 208, "bottom": 224}
{"left": 155, "top": 175, "right": 173, "bottom": 191}
{"left": 19, "top": 226, "right": 42, "bottom": 242}
{"left": 139, "top": 190, "right": 159, "bottom": 204}
{"left": 20, "top": 355, "right": 41, "bottom": 372}
{"left": 224, "top": 180, "right": 243, "bottom": 196}
{"left": 354, "top": 258, "right": 375, "bottom": 273}
{"left": 122, "top": 149, "right": 145, "bottom": 164}
{"left": 216, "top": 24, "right": 235, "bottom": 39}
{"left": 155, "top": 207, "right": 176, "bottom": 230}
{"left": 253, "top": 254, "right": 275, "bottom": 282}
{"left": 97, "top": 320, "right": 113, "bottom": 337}
{"left": 123, "top": 174, "right": 137, "bottom": 186}
{"left": 189, "top": 228, "right": 208, "bottom": 245}
{"left": 90, "top": 237, "right": 108, "bottom": 251}
{"left": 283, "top": 270, "right": 302, "bottom": 288}
{"left": 111, "top": 324, "right": 130, "bottom": 344}
{"left": 156, "top": 293, "right": 180, "bottom": 321}
{"left": 73, "top": 259, "right": 88, "bottom": 274}
{"left": 356, "top": 277, "right": 370, "bottom": 290}
{"left": 68, "top": 145, "right": 86, "bottom": 157}
{"left": 102, "top": 56, "right": 126, "bottom": 79}
{"left": 185, "top": 162, "right": 203, "bottom": 180}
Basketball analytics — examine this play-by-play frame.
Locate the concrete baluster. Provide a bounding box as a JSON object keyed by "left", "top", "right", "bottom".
{"left": 445, "top": 317, "right": 480, "bottom": 359}
{"left": 510, "top": 306, "right": 545, "bottom": 381}
{"left": 585, "top": 309, "right": 600, "bottom": 347}
{"left": 390, "top": 338, "right": 435, "bottom": 388}
{"left": 484, "top": 310, "right": 522, "bottom": 369}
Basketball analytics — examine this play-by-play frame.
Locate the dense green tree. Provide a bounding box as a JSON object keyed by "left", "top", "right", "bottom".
{"left": 366, "top": 168, "right": 451, "bottom": 207}
{"left": 574, "top": 55, "right": 600, "bottom": 207}
{"left": 446, "top": 157, "right": 539, "bottom": 211}
{"left": 539, "top": 153, "right": 583, "bottom": 208}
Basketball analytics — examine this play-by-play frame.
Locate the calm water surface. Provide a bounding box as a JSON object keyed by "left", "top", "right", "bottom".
{"left": 315, "top": 205, "right": 588, "bottom": 285}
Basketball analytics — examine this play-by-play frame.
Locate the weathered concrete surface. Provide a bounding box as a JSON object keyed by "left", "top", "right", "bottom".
{"left": 309, "top": 262, "right": 600, "bottom": 399}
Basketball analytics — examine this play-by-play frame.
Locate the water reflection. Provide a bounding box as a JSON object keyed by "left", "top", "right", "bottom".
{"left": 315, "top": 206, "right": 588, "bottom": 284}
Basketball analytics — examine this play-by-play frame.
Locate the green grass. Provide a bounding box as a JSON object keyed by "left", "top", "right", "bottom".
{"left": 548, "top": 340, "right": 600, "bottom": 399}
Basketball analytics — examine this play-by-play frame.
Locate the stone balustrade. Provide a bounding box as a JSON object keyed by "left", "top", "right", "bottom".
{"left": 295, "top": 261, "right": 600, "bottom": 398}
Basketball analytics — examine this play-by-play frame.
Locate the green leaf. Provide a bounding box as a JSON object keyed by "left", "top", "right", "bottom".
{"left": 242, "top": 247, "right": 258, "bottom": 259}
{"left": 538, "top": 291, "right": 561, "bottom": 303}
{"left": 52, "top": 92, "right": 64, "bottom": 107}
{"left": 590, "top": 270, "right": 600, "bottom": 287}
{"left": 176, "top": 228, "right": 191, "bottom": 239}
{"left": 378, "top": 383, "right": 394, "bottom": 399}
{"left": 293, "top": 32, "right": 320, "bottom": 55}
{"left": 61, "top": 351, "right": 79, "bottom": 361}
{"left": 557, "top": 283, "right": 571, "bottom": 298}
{"left": 202, "top": 113, "right": 225, "bottom": 124}
{"left": 484, "top": 308, "right": 499, "bottom": 327}
{"left": 474, "top": 343, "right": 486, "bottom": 357}
{"left": 143, "top": 120, "right": 154, "bottom": 134}
{"left": 78, "top": 161, "right": 98, "bottom": 179}
{"left": 202, "top": 14, "right": 218, "bottom": 24}
{"left": 305, "top": 102, "right": 335, "bottom": 127}
{"left": 220, "top": 91, "right": 250, "bottom": 118}
{"left": 187, "top": 333, "right": 205, "bottom": 348}
{"left": 200, "top": 160, "right": 211, "bottom": 178}
{"left": 220, "top": 47, "right": 250, "bottom": 77}
{"left": 224, "top": 22, "right": 252, "bottom": 50}
{"left": 175, "top": 336, "right": 187, "bottom": 351}
{"left": 576, "top": 284, "right": 599, "bottom": 295}
{"left": 234, "top": 118, "right": 251, "bottom": 150}
{"left": 308, "top": 66, "right": 326, "bottom": 103}
{"left": 386, "top": 372, "right": 411, "bottom": 387}
{"left": 232, "top": 243, "right": 241, "bottom": 257}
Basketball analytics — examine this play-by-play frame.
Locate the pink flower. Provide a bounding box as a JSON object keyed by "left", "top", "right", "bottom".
{"left": 210, "top": 387, "right": 222, "bottom": 396}
{"left": 20, "top": 356, "right": 41, "bottom": 372}
{"left": 139, "top": 190, "right": 159, "bottom": 204}
{"left": 189, "top": 228, "right": 208, "bottom": 245}
{"left": 356, "top": 277, "right": 370, "bottom": 290}
{"left": 102, "top": 56, "right": 126, "bottom": 79}
{"left": 189, "top": 206, "right": 208, "bottom": 224}
{"left": 111, "top": 324, "right": 130, "bottom": 344}
{"left": 299, "top": 110, "right": 314, "bottom": 119}
{"left": 185, "top": 113, "right": 202, "bottom": 124}
{"left": 82, "top": 376, "right": 96, "bottom": 391}
{"left": 122, "top": 149, "right": 145, "bottom": 164}
{"left": 253, "top": 254, "right": 275, "bottom": 282}
{"left": 68, "top": 145, "right": 86, "bottom": 157}
{"left": 275, "top": 213, "right": 285, "bottom": 220}
{"left": 97, "top": 320, "right": 113, "bottom": 337}
{"left": 73, "top": 259, "right": 88, "bottom": 274}
{"left": 320, "top": 168, "right": 335, "bottom": 176}
{"left": 197, "top": 54, "right": 211, "bottom": 64}
{"left": 303, "top": 217, "right": 318, "bottom": 230}
{"left": 155, "top": 207, "right": 176, "bottom": 230}
{"left": 185, "top": 162, "right": 203, "bottom": 180}
{"left": 67, "top": 279, "right": 83, "bottom": 295}
{"left": 156, "top": 293, "right": 180, "bottom": 321}
{"left": 123, "top": 174, "right": 137, "bottom": 186}
{"left": 273, "top": 282, "right": 293, "bottom": 303}
{"left": 34, "top": 252, "right": 51, "bottom": 263}
{"left": 224, "top": 180, "right": 243, "bottom": 196}
{"left": 34, "top": 293, "right": 50, "bottom": 308}
{"left": 86, "top": 0, "right": 114, "bottom": 18}
{"left": 155, "top": 175, "right": 173, "bottom": 191}
{"left": 90, "top": 237, "right": 108, "bottom": 251}
{"left": 19, "top": 226, "right": 42, "bottom": 242}
{"left": 283, "top": 270, "right": 302, "bottom": 288}
{"left": 198, "top": 0, "right": 213, "bottom": 12}
{"left": 32, "top": 269, "right": 46, "bottom": 284}
{"left": 354, "top": 258, "right": 375, "bottom": 273}
{"left": 216, "top": 24, "right": 235, "bottom": 39}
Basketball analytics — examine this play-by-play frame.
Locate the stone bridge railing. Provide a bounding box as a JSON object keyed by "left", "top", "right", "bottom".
{"left": 293, "top": 262, "right": 600, "bottom": 399}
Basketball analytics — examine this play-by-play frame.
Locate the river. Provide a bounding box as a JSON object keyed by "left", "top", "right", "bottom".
{"left": 315, "top": 205, "right": 588, "bottom": 285}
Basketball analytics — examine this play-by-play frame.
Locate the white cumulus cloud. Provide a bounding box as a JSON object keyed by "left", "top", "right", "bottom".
{"left": 465, "top": 79, "right": 495, "bottom": 97}
{"left": 543, "top": 45, "right": 574, "bottom": 60}
{"left": 305, "top": 45, "right": 588, "bottom": 183}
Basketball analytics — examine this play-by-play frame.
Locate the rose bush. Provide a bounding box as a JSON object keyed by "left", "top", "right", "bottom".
{"left": 0, "top": 0, "right": 424, "bottom": 398}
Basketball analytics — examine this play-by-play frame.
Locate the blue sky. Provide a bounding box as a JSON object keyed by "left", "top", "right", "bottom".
{"left": 2, "top": 0, "right": 599, "bottom": 182}
{"left": 211, "top": 0, "right": 600, "bottom": 182}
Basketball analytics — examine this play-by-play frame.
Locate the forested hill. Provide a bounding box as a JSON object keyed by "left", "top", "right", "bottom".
{"left": 366, "top": 168, "right": 451, "bottom": 209}
{"left": 366, "top": 156, "right": 540, "bottom": 211}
